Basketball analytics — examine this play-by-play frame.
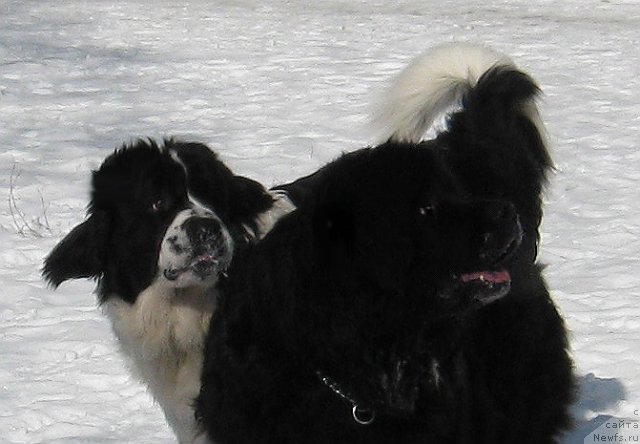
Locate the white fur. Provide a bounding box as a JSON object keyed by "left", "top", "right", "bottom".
{"left": 371, "top": 42, "right": 545, "bottom": 145}
{"left": 103, "top": 198, "right": 293, "bottom": 443}
{"left": 431, "top": 359, "right": 441, "bottom": 389}
{"left": 241, "top": 190, "right": 296, "bottom": 241}
{"left": 255, "top": 191, "right": 296, "bottom": 238}
{"left": 104, "top": 282, "right": 215, "bottom": 444}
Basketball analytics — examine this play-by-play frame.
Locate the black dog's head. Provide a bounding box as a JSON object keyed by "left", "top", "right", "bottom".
{"left": 241, "top": 143, "right": 523, "bottom": 418}
{"left": 311, "top": 143, "right": 521, "bottom": 308}
{"left": 43, "top": 139, "right": 273, "bottom": 304}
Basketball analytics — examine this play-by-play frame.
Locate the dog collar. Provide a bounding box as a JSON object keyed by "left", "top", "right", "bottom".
{"left": 315, "top": 370, "right": 377, "bottom": 426}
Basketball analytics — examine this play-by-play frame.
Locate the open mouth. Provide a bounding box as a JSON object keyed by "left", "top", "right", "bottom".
{"left": 456, "top": 269, "right": 512, "bottom": 305}
{"left": 189, "top": 253, "right": 220, "bottom": 277}
{"left": 452, "top": 219, "right": 521, "bottom": 305}
{"left": 163, "top": 252, "right": 225, "bottom": 282}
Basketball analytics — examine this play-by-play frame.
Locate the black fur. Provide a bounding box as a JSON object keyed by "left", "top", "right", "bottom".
{"left": 42, "top": 138, "right": 273, "bottom": 304}
{"left": 196, "top": 67, "right": 574, "bottom": 443}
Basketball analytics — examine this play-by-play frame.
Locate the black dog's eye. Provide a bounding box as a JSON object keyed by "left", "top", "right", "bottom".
{"left": 418, "top": 204, "right": 436, "bottom": 218}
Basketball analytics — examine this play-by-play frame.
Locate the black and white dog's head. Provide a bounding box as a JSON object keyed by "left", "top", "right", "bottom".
{"left": 43, "top": 138, "right": 275, "bottom": 303}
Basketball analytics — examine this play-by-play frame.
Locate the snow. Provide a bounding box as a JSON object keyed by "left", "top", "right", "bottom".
{"left": 1, "top": 0, "right": 639, "bottom": 442}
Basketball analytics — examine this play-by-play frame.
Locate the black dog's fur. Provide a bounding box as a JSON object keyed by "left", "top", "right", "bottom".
{"left": 196, "top": 49, "right": 574, "bottom": 444}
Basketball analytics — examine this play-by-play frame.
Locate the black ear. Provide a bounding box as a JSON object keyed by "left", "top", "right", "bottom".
{"left": 229, "top": 175, "right": 273, "bottom": 221}
{"left": 42, "top": 213, "right": 108, "bottom": 288}
{"left": 274, "top": 168, "right": 326, "bottom": 207}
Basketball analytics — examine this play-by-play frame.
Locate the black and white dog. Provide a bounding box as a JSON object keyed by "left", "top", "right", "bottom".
{"left": 196, "top": 43, "right": 574, "bottom": 444}
{"left": 42, "top": 139, "right": 294, "bottom": 443}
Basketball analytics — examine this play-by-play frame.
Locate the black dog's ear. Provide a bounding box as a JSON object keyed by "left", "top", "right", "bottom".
{"left": 229, "top": 175, "right": 273, "bottom": 221}
{"left": 42, "top": 213, "right": 108, "bottom": 288}
{"left": 274, "top": 169, "right": 326, "bottom": 207}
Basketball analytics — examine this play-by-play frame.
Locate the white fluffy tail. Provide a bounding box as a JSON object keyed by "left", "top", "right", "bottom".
{"left": 371, "top": 43, "right": 515, "bottom": 144}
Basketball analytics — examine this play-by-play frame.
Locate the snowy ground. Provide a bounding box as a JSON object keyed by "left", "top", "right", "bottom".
{"left": 1, "top": 0, "right": 639, "bottom": 442}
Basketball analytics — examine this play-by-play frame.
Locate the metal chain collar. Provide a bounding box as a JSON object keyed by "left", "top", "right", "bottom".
{"left": 315, "top": 370, "right": 377, "bottom": 426}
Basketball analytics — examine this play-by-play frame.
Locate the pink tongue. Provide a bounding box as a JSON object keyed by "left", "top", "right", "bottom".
{"left": 460, "top": 270, "right": 511, "bottom": 284}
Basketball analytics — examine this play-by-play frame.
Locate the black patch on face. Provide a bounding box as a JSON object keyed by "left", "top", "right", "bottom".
{"left": 84, "top": 140, "right": 189, "bottom": 303}
{"left": 168, "top": 141, "right": 274, "bottom": 237}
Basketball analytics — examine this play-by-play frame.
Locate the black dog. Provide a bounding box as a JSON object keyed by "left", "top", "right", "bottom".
{"left": 196, "top": 43, "right": 574, "bottom": 444}
{"left": 42, "top": 139, "right": 294, "bottom": 444}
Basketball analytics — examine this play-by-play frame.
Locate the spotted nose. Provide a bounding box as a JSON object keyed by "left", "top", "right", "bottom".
{"left": 183, "top": 216, "right": 222, "bottom": 246}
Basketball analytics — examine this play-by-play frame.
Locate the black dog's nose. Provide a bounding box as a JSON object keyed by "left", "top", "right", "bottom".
{"left": 184, "top": 217, "right": 222, "bottom": 244}
{"left": 478, "top": 200, "right": 522, "bottom": 265}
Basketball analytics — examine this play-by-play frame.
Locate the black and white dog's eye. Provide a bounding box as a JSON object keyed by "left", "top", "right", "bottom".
{"left": 151, "top": 199, "right": 164, "bottom": 213}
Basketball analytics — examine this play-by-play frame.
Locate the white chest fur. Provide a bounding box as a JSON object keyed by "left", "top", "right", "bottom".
{"left": 103, "top": 282, "right": 216, "bottom": 444}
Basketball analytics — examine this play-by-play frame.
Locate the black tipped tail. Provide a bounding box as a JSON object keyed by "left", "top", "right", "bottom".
{"left": 450, "top": 65, "right": 553, "bottom": 181}
{"left": 462, "top": 66, "right": 552, "bottom": 172}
